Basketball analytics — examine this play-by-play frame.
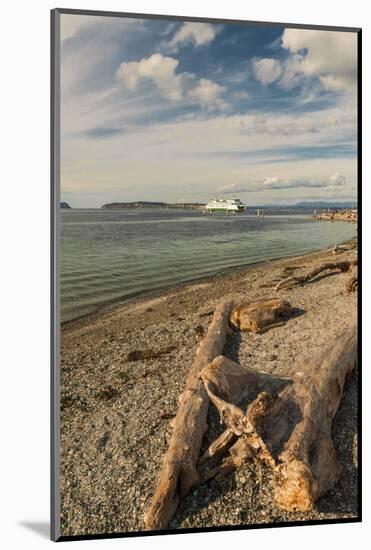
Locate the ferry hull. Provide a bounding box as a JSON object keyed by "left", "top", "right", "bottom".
{"left": 205, "top": 207, "right": 245, "bottom": 213}
{"left": 206, "top": 208, "right": 244, "bottom": 214}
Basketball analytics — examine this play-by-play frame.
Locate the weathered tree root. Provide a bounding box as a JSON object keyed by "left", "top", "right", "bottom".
{"left": 200, "top": 318, "right": 357, "bottom": 511}
{"left": 346, "top": 265, "right": 358, "bottom": 293}
{"left": 275, "top": 260, "right": 357, "bottom": 291}
{"left": 144, "top": 298, "right": 233, "bottom": 530}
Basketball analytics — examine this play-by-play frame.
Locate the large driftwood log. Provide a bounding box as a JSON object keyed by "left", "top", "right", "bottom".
{"left": 346, "top": 265, "right": 358, "bottom": 293}
{"left": 200, "top": 318, "right": 357, "bottom": 511}
{"left": 145, "top": 298, "right": 233, "bottom": 530}
{"left": 275, "top": 260, "right": 357, "bottom": 291}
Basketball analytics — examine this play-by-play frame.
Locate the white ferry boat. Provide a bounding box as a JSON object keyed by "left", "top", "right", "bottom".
{"left": 204, "top": 197, "right": 245, "bottom": 214}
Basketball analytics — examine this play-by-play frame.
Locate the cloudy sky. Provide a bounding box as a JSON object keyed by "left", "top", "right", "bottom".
{"left": 60, "top": 14, "right": 358, "bottom": 207}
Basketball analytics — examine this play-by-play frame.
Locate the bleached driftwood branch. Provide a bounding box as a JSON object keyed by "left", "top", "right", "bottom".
{"left": 275, "top": 260, "right": 357, "bottom": 292}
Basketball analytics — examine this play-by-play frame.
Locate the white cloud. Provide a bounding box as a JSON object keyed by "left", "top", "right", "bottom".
{"left": 238, "top": 104, "right": 356, "bottom": 138}
{"left": 252, "top": 30, "right": 357, "bottom": 93}
{"left": 116, "top": 53, "right": 185, "bottom": 101}
{"left": 219, "top": 174, "right": 348, "bottom": 193}
{"left": 116, "top": 53, "right": 226, "bottom": 110}
{"left": 252, "top": 58, "right": 283, "bottom": 85}
{"left": 320, "top": 75, "right": 347, "bottom": 92}
{"left": 329, "top": 172, "right": 347, "bottom": 186}
{"left": 276, "top": 53, "right": 307, "bottom": 91}
{"left": 60, "top": 14, "right": 84, "bottom": 41}
{"left": 218, "top": 183, "right": 244, "bottom": 193}
{"left": 167, "top": 22, "right": 219, "bottom": 51}
{"left": 252, "top": 53, "right": 308, "bottom": 91}
{"left": 281, "top": 29, "right": 357, "bottom": 90}
{"left": 60, "top": 14, "right": 117, "bottom": 42}
{"left": 261, "top": 175, "right": 347, "bottom": 190}
{"left": 188, "top": 78, "right": 227, "bottom": 110}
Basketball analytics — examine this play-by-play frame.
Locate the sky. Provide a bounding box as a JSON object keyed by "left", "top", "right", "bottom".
{"left": 60, "top": 14, "right": 358, "bottom": 207}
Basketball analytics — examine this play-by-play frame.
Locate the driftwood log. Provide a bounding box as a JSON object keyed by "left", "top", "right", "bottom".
{"left": 275, "top": 260, "right": 357, "bottom": 291}
{"left": 145, "top": 298, "right": 233, "bottom": 530}
{"left": 200, "top": 318, "right": 357, "bottom": 511}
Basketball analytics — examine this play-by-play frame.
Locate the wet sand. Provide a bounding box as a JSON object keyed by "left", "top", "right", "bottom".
{"left": 60, "top": 240, "right": 358, "bottom": 537}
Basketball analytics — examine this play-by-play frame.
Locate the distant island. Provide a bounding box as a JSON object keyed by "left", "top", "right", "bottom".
{"left": 100, "top": 200, "right": 357, "bottom": 211}
{"left": 101, "top": 201, "right": 205, "bottom": 210}
{"left": 60, "top": 202, "right": 71, "bottom": 209}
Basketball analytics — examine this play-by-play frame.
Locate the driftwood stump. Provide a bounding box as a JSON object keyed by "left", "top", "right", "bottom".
{"left": 145, "top": 298, "right": 233, "bottom": 530}
{"left": 200, "top": 318, "right": 357, "bottom": 511}
{"left": 230, "top": 298, "right": 293, "bottom": 334}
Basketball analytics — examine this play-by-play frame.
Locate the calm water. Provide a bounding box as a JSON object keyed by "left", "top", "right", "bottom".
{"left": 60, "top": 208, "right": 356, "bottom": 322}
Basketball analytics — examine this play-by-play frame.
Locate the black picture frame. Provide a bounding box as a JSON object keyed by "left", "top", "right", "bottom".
{"left": 51, "top": 8, "right": 362, "bottom": 542}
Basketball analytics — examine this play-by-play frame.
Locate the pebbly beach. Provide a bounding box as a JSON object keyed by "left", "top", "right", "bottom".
{"left": 60, "top": 239, "right": 358, "bottom": 537}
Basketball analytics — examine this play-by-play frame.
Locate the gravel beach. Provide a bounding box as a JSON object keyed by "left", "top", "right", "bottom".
{"left": 60, "top": 241, "right": 358, "bottom": 537}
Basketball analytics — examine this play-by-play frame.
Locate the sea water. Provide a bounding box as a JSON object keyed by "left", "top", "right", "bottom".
{"left": 60, "top": 208, "right": 357, "bottom": 322}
